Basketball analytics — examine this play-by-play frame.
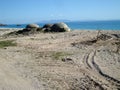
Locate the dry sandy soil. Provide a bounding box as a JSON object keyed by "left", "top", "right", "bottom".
{"left": 0, "top": 28, "right": 120, "bottom": 90}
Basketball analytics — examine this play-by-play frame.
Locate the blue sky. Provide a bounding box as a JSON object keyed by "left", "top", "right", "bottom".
{"left": 0, "top": 0, "right": 120, "bottom": 24}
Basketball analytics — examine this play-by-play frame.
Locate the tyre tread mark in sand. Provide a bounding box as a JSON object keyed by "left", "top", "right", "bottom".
{"left": 83, "top": 53, "right": 92, "bottom": 69}
{"left": 91, "top": 51, "right": 120, "bottom": 86}
{"left": 83, "top": 50, "right": 120, "bottom": 89}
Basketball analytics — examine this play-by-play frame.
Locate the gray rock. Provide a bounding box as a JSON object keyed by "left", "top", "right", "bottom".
{"left": 26, "top": 24, "right": 39, "bottom": 29}
{"left": 42, "top": 24, "right": 53, "bottom": 32}
{"left": 51, "top": 22, "right": 71, "bottom": 32}
{"left": 43, "top": 28, "right": 51, "bottom": 32}
{"left": 37, "top": 28, "right": 42, "bottom": 31}
{"left": 43, "top": 24, "right": 53, "bottom": 28}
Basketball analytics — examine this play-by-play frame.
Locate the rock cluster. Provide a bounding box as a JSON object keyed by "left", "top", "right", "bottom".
{"left": 42, "top": 23, "right": 71, "bottom": 32}
{"left": 8, "top": 23, "right": 71, "bottom": 35}
{"left": 25, "top": 22, "right": 71, "bottom": 33}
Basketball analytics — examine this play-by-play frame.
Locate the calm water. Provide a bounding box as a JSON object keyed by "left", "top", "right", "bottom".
{"left": 0, "top": 20, "right": 120, "bottom": 30}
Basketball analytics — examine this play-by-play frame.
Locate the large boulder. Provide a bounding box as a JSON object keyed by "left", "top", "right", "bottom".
{"left": 26, "top": 24, "right": 39, "bottom": 29}
{"left": 13, "top": 24, "right": 40, "bottom": 35}
{"left": 43, "top": 24, "right": 53, "bottom": 28}
{"left": 42, "top": 24, "right": 53, "bottom": 32}
{"left": 51, "top": 23, "right": 71, "bottom": 32}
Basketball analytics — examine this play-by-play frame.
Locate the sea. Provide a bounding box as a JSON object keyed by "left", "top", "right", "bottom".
{"left": 0, "top": 20, "right": 120, "bottom": 30}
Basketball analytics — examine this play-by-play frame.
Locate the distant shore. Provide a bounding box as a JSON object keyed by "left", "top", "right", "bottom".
{"left": 0, "top": 20, "right": 120, "bottom": 30}
{"left": 0, "top": 28, "right": 120, "bottom": 31}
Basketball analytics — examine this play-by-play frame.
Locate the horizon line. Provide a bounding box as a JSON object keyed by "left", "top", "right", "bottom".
{"left": 1, "top": 19, "right": 120, "bottom": 24}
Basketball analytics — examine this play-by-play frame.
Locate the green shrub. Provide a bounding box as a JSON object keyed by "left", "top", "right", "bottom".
{"left": 0, "top": 40, "right": 17, "bottom": 48}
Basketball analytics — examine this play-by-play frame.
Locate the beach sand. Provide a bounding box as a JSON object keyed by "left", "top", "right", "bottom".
{"left": 0, "top": 28, "right": 120, "bottom": 90}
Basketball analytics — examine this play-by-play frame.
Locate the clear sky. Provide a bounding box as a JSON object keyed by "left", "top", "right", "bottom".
{"left": 0, "top": 0, "right": 120, "bottom": 24}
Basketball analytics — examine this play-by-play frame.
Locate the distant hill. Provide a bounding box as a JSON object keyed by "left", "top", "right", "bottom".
{"left": 37, "top": 20, "right": 71, "bottom": 24}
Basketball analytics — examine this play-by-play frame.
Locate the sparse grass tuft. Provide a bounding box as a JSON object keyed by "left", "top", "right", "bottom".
{"left": 0, "top": 40, "right": 17, "bottom": 48}
{"left": 52, "top": 52, "right": 72, "bottom": 60}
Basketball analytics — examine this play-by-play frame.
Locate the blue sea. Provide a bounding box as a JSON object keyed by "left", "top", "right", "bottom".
{"left": 0, "top": 20, "right": 120, "bottom": 30}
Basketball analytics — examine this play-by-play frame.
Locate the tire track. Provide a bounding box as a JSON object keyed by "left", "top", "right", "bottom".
{"left": 84, "top": 50, "right": 120, "bottom": 88}
{"left": 83, "top": 53, "right": 92, "bottom": 69}
{"left": 91, "top": 51, "right": 120, "bottom": 86}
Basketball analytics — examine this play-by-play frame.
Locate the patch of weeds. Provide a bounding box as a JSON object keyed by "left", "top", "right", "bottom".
{"left": 52, "top": 52, "right": 72, "bottom": 60}
{"left": 0, "top": 40, "right": 17, "bottom": 48}
{"left": 30, "top": 38, "right": 35, "bottom": 40}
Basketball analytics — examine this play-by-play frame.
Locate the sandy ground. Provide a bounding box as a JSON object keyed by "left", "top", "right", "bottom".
{"left": 0, "top": 28, "right": 120, "bottom": 90}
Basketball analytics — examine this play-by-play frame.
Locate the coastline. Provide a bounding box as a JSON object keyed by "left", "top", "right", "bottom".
{"left": 0, "top": 28, "right": 120, "bottom": 38}
{"left": 0, "top": 27, "right": 120, "bottom": 30}
{"left": 1, "top": 20, "right": 120, "bottom": 30}
{"left": 0, "top": 28, "right": 23, "bottom": 30}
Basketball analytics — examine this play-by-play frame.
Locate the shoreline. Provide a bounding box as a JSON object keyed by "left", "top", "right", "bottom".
{"left": 0, "top": 28, "right": 120, "bottom": 31}
{"left": 0, "top": 28, "right": 120, "bottom": 36}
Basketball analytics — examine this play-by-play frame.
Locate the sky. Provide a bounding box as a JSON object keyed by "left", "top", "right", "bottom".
{"left": 0, "top": 0, "right": 120, "bottom": 24}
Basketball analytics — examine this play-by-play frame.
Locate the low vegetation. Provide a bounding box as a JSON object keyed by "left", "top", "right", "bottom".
{"left": 0, "top": 40, "right": 17, "bottom": 48}
{"left": 52, "top": 52, "right": 72, "bottom": 60}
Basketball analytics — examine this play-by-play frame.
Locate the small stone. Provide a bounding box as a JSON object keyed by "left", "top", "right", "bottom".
{"left": 62, "top": 58, "right": 73, "bottom": 62}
